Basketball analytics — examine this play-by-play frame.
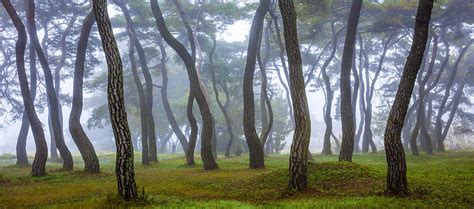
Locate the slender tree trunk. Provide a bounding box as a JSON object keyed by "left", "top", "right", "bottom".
{"left": 279, "top": 0, "right": 311, "bottom": 191}
{"left": 242, "top": 0, "right": 270, "bottom": 169}
{"left": 151, "top": 0, "right": 217, "bottom": 170}
{"left": 185, "top": 93, "right": 198, "bottom": 166}
{"left": 69, "top": 11, "right": 100, "bottom": 173}
{"left": 16, "top": 41, "right": 37, "bottom": 166}
{"left": 92, "top": 0, "right": 138, "bottom": 200}
{"left": 2, "top": 0, "right": 48, "bottom": 176}
{"left": 339, "top": 0, "right": 362, "bottom": 162}
{"left": 25, "top": 0, "right": 73, "bottom": 170}
{"left": 433, "top": 41, "right": 471, "bottom": 152}
{"left": 383, "top": 0, "right": 434, "bottom": 195}
{"left": 209, "top": 38, "right": 236, "bottom": 158}
{"left": 128, "top": 43, "right": 149, "bottom": 165}
{"left": 257, "top": 22, "right": 273, "bottom": 148}
{"left": 156, "top": 37, "right": 189, "bottom": 152}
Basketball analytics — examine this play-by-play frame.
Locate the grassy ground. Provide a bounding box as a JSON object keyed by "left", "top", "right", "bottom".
{"left": 0, "top": 151, "right": 473, "bottom": 208}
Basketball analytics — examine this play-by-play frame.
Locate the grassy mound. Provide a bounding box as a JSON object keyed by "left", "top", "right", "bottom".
{"left": 230, "top": 162, "right": 384, "bottom": 201}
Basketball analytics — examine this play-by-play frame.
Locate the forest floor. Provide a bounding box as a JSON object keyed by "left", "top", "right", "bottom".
{"left": 0, "top": 151, "right": 473, "bottom": 208}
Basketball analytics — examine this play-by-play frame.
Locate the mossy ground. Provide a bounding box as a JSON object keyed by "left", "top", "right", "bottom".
{"left": 0, "top": 151, "right": 473, "bottom": 208}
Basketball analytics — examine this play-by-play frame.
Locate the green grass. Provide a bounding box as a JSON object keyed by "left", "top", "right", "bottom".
{"left": 0, "top": 151, "right": 473, "bottom": 208}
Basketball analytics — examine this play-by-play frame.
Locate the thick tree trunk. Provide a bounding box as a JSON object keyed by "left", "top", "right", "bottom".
{"left": 3, "top": 0, "right": 48, "bottom": 176}
{"left": 69, "top": 11, "right": 100, "bottom": 173}
{"left": 25, "top": 0, "right": 73, "bottom": 170}
{"left": 16, "top": 42, "right": 37, "bottom": 166}
{"left": 242, "top": 0, "right": 270, "bottom": 169}
{"left": 151, "top": 0, "right": 217, "bottom": 170}
{"left": 383, "top": 0, "right": 433, "bottom": 195}
{"left": 92, "top": 0, "right": 138, "bottom": 200}
{"left": 339, "top": 0, "right": 362, "bottom": 162}
{"left": 279, "top": 0, "right": 312, "bottom": 191}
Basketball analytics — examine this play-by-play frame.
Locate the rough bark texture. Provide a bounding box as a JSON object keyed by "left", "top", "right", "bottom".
{"left": 3, "top": 0, "right": 48, "bottom": 176}
{"left": 151, "top": 0, "right": 218, "bottom": 170}
{"left": 92, "top": 0, "right": 138, "bottom": 200}
{"left": 242, "top": 0, "right": 270, "bottom": 169}
{"left": 16, "top": 41, "right": 37, "bottom": 166}
{"left": 338, "top": 0, "right": 362, "bottom": 162}
{"left": 279, "top": 0, "right": 312, "bottom": 191}
{"left": 383, "top": 0, "right": 434, "bottom": 195}
{"left": 69, "top": 11, "right": 100, "bottom": 173}
{"left": 25, "top": 0, "right": 73, "bottom": 170}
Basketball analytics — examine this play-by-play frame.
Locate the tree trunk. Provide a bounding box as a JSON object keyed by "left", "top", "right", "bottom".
{"left": 185, "top": 93, "right": 198, "bottom": 166}
{"left": 156, "top": 36, "right": 189, "bottom": 152}
{"left": 279, "top": 0, "right": 312, "bottom": 191}
{"left": 257, "top": 22, "right": 273, "bottom": 148}
{"left": 383, "top": 0, "right": 434, "bottom": 195}
{"left": 25, "top": 0, "right": 73, "bottom": 170}
{"left": 69, "top": 11, "right": 101, "bottom": 173}
{"left": 16, "top": 41, "right": 38, "bottom": 166}
{"left": 339, "top": 0, "right": 362, "bottom": 162}
{"left": 3, "top": 0, "right": 48, "bottom": 176}
{"left": 92, "top": 0, "right": 138, "bottom": 200}
{"left": 242, "top": 0, "right": 270, "bottom": 169}
{"left": 209, "top": 38, "right": 236, "bottom": 158}
{"left": 151, "top": 0, "right": 217, "bottom": 170}
{"left": 128, "top": 43, "right": 149, "bottom": 165}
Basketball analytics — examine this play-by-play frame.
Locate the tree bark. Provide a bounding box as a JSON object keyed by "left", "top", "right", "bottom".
{"left": 279, "top": 0, "right": 312, "bottom": 191}
{"left": 151, "top": 0, "right": 218, "bottom": 170}
{"left": 2, "top": 0, "right": 48, "bottom": 176}
{"left": 338, "top": 0, "right": 362, "bottom": 162}
{"left": 242, "top": 0, "right": 270, "bottom": 169}
{"left": 383, "top": 0, "right": 434, "bottom": 195}
{"left": 69, "top": 11, "right": 100, "bottom": 173}
{"left": 92, "top": 0, "right": 138, "bottom": 200}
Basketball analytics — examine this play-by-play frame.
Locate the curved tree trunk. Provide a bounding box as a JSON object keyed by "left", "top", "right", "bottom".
{"left": 279, "top": 0, "right": 312, "bottom": 191}
{"left": 114, "top": 0, "right": 157, "bottom": 162}
{"left": 2, "top": 0, "right": 48, "bottom": 176}
{"left": 151, "top": 0, "right": 217, "bottom": 170}
{"left": 157, "top": 37, "right": 190, "bottom": 153}
{"left": 242, "top": 0, "right": 270, "bottom": 169}
{"left": 383, "top": 0, "right": 433, "bottom": 195}
{"left": 92, "top": 0, "right": 138, "bottom": 200}
{"left": 69, "top": 11, "right": 100, "bottom": 173}
{"left": 209, "top": 38, "right": 236, "bottom": 158}
{"left": 16, "top": 41, "right": 37, "bottom": 166}
{"left": 25, "top": 0, "right": 73, "bottom": 170}
{"left": 257, "top": 22, "right": 273, "bottom": 149}
{"left": 339, "top": 0, "right": 362, "bottom": 162}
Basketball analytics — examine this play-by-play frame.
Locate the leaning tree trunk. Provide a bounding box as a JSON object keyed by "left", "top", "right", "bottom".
{"left": 16, "top": 41, "right": 37, "bottom": 166}
{"left": 209, "top": 37, "right": 236, "bottom": 158}
{"left": 156, "top": 37, "right": 189, "bottom": 152}
{"left": 242, "top": 0, "right": 270, "bottom": 169}
{"left": 92, "top": 0, "right": 138, "bottom": 200}
{"left": 2, "top": 0, "right": 48, "bottom": 176}
{"left": 338, "top": 0, "right": 362, "bottom": 162}
{"left": 279, "top": 0, "right": 312, "bottom": 191}
{"left": 69, "top": 11, "right": 100, "bottom": 173}
{"left": 25, "top": 0, "right": 73, "bottom": 170}
{"left": 128, "top": 43, "right": 149, "bottom": 165}
{"left": 151, "top": 0, "right": 218, "bottom": 170}
{"left": 114, "top": 0, "right": 158, "bottom": 162}
{"left": 383, "top": 0, "right": 434, "bottom": 195}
